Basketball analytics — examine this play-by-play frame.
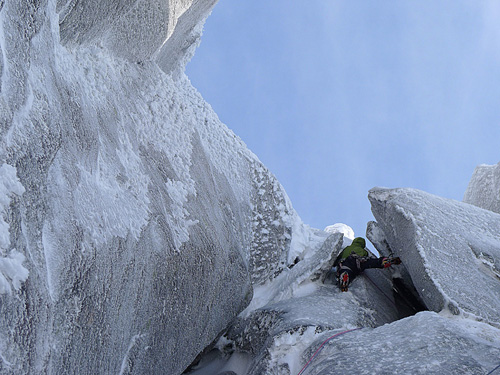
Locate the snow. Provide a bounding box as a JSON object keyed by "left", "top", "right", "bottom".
{"left": 240, "top": 232, "right": 343, "bottom": 316}
{"left": 0, "top": 250, "right": 29, "bottom": 295}
{"left": 0, "top": 164, "right": 27, "bottom": 295}
{"left": 3, "top": 0, "right": 500, "bottom": 374}
{"left": 324, "top": 223, "right": 354, "bottom": 240}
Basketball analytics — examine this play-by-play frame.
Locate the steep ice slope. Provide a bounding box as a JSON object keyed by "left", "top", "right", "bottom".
{"left": 0, "top": 1, "right": 314, "bottom": 374}
{"left": 464, "top": 162, "right": 500, "bottom": 214}
{"left": 369, "top": 187, "right": 500, "bottom": 327}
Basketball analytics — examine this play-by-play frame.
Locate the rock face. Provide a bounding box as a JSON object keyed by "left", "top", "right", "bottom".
{"left": 369, "top": 187, "right": 500, "bottom": 327}
{"left": 0, "top": 1, "right": 310, "bottom": 373}
{"left": 58, "top": 0, "right": 218, "bottom": 74}
{"left": 4, "top": 1, "right": 500, "bottom": 374}
{"left": 195, "top": 187, "right": 500, "bottom": 375}
{"left": 463, "top": 162, "right": 500, "bottom": 214}
{"left": 187, "top": 233, "right": 404, "bottom": 375}
{"left": 304, "top": 311, "right": 500, "bottom": 375}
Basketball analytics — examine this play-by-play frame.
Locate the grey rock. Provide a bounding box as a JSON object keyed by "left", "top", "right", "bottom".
{"left": 305, "top": 311, "right": 500, "bottom": 375}
{"left": 369, "top": 187, "right": 500, "bottom": 327}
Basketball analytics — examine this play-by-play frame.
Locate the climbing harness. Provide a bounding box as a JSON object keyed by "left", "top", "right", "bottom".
{"left": 296, "top": 328, "right": 362, "bottom": 375}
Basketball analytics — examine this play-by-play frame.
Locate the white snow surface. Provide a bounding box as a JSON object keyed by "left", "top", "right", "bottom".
{"left": 324, "top": 223, "right": 354, "bottom": 240}
{"left": 464, "top": 161, "right": 500, "bottom": 214}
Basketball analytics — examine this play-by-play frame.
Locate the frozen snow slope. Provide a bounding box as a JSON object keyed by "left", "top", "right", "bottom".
{"left": 0, "top": 1, "right": 314, "bottom": 374}
{"left": 464, "top": 162, "right": 500, "bottom": 214}
{"left": 369, "top": 187, "right": 500, "bottom": 327}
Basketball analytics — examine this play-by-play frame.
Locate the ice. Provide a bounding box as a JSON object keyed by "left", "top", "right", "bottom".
{"left": 324, "top": 223, "right": 355, "bottom": 240}
{"left": 4, "top": 0, "right": 500, "bottom": 374}
{"left": 58, "top": 0, "right": 218, "bottom": 75}
{"left": 303, "top": 311, "right": 500, "bottom": 375}
{"left": 0, "top": 0, "right": 324, "bottom": 372}
{"left": 369, "top": 187, "right": 500, "bottom": 327}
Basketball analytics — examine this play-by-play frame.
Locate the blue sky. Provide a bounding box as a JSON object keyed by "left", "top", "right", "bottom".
{"left": 186, "top": 1, "right": 500, "bottom": 238}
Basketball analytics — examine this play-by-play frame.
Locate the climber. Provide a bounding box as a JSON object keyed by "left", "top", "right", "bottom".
{"left": 334, "top": 237, "right": 401, "bottom": 292}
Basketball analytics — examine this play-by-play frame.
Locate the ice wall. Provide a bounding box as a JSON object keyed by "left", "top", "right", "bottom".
{"left": 0, "top": 0, "right": 312, "bottom": 373}
{"left": 464, "top": 162, "right": 500, "bottom": 214}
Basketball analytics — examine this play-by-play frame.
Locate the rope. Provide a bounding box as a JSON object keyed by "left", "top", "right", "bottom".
{"left": 487, "top": 363, "right": 500, "bottom": 375}
{"left": 296, "top": 328, "right": 361, "bottom": 375}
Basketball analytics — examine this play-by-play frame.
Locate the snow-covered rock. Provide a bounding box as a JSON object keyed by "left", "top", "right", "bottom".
{"left": 0, "top": 1, "right": 314, "bottom": 373}
{"left": 188, "top": 186, "right": 500, "bottom": 374}
{"left": 188, "top": 232, "right": 402, "bottom": 375}
{"left": 366, "top": 220, "right": 427, "bottom": 316}
{"left": 366, "top": 220, "right": 392, "bottom": 257}
{"left": 5, "top": 1, "right": 500, "bottom": 374}
{"left": 369, "top": 187, "right": 500, "bottom": 328}
{"left": 302, "top": 311, "right": 500, "bottom": 375}
{"left": 464, "top": 162, "right": 500, "bottom": 214}
{"left": 58, "top": 0, "right": 218, "bottom": 74}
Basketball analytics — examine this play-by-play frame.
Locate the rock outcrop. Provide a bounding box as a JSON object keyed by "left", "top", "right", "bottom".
{"left": 0, "top": 1, "right": 311, "bottom": 373}
{"left": 369, "top": 187, "right": 500, "bottom": 327}
{"left": 303, "top": 311, "right": 500, "bottom": 375}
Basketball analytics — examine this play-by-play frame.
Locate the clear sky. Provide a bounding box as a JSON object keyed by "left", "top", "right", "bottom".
{"left": 186, "top": 1, "right": 500, "bottom": 238}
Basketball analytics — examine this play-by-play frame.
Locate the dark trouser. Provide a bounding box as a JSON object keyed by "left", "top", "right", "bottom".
{"left": 338, "top": 255, "right": 385, "bottom": 284}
